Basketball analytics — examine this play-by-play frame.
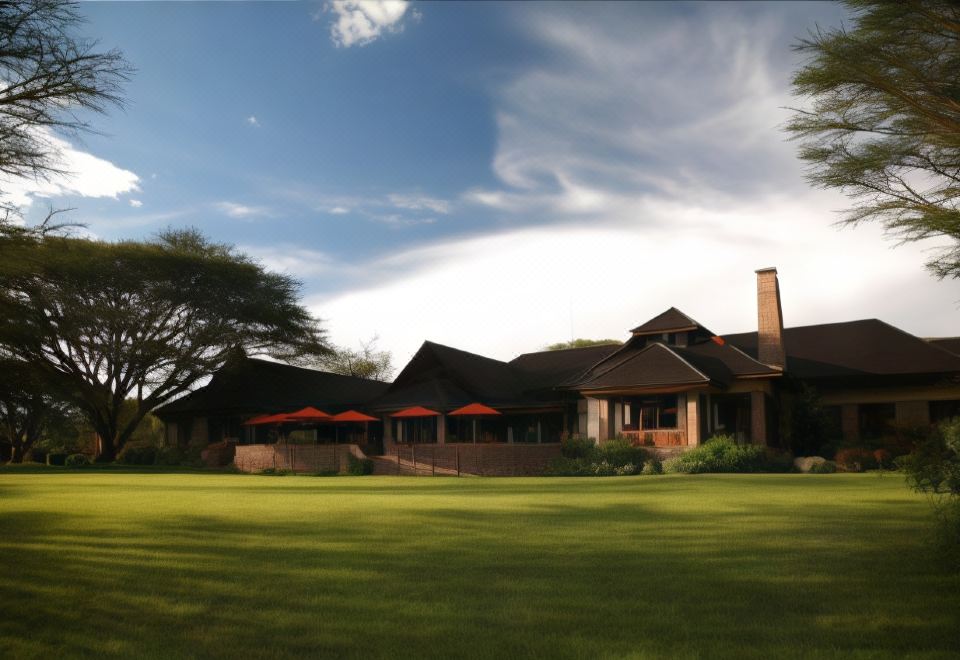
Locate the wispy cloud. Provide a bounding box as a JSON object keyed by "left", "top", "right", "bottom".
{"left": 323, "top": 0, "right": 413, "bottom": 48}
{"left": 387, "top": 193, "right": 450, "bottom": 214}
{"left": 214, "top": 201, "right": 272, "bottom": 219}
{"left": 241, "top": 244, "right": 340, "bottom": 278}
{"left": 246, "top": 115, "right": 260, "bottom": 127}
{"left": 129, "top": 199, "right": 143, "bottom": 208}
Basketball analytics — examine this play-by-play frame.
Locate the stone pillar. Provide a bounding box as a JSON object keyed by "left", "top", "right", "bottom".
{"left": 686, "top": 395, "right": 700, "bottom": 446}
{"left": 190, "top": 416, "right": 208, "bottom": 447}
{"left": 612, "top": 401, "right": 623, "bottom": 437}
{"left": 841, "top": 404, "right": 859, "bottom": 442}
{"left": 896, "top": 401, "right": 930, "bottom": 426}
{"left": 750, "top": 391, "right": 767, "bottom": 446}
{"left": 437, "top": 414, "right": 446, "bottom": 445}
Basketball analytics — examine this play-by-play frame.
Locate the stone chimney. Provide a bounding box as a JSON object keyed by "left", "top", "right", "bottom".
{"left": 756, "top": 267, "right": 786, "bottom": 370}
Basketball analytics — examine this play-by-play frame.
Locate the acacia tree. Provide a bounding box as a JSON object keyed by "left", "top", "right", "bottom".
{"left": 0, "top": 357, "right": 72, "bottom": 463}
{"left": 0, "top": 226, "right": 329, "bottom": 461}
{"left": 787, "top": 1, "right": 960, "bottom": 278}
{"left": 312, "top": 336, "right": 394, "bottom": 381}
{"left": 0, "top": 0, "right": 130, "bottom": 184}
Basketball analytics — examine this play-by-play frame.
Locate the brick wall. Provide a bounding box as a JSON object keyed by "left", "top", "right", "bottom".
{"left": 234, "top": 444, "right": 363, "bottom": 473}
{"left": 756, "top": 268, "right": 786, "bottom": 369}
{"left": 391, "top": 443, "right": 561, "bottom": 476}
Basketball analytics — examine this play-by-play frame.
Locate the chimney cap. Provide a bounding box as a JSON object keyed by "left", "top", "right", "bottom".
{"left": 755, "top": 266, "right": 778, "bottom": 274}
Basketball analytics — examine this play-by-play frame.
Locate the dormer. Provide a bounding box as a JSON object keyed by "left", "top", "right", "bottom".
{"left": 629, "top": 307, "right": 715, "bottom": 347}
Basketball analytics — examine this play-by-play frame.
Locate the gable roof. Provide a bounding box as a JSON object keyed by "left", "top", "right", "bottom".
{"left": 630, "top": 307, "right": 712, "bottom": 335}
{"left": 155, "top": 358, "right": 390, "bottom": 417}
{"left": 724, "top": 319, "right": 960, "bottom": 379}
{"left": 509, "top": 344, "right": 621, "bottom": 390}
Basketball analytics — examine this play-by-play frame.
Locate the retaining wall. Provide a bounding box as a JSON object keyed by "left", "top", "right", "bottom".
{"left": 234, "top": 443, "right": 364, "bottom": 474}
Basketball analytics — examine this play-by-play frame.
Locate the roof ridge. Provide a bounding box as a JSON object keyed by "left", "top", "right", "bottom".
{"left": 512, "top": 343, "right": 621, "bottom": 360}
{"left": 240, "top": 357, "right": 390, "bottom": 384}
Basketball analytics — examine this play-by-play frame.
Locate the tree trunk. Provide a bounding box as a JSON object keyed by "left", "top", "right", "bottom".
{"left": 96, "top": 434, "right": 118, "bottom": 463}
{"left": 9, "top": 443, "right": 24, "bottom": 464}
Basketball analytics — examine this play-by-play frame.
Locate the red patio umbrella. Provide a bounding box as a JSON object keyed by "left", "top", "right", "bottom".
{"left": 242, "top": 413, "right": 290, "bottom": 426}
{"left": 284, "top": 406, "right": 332, "bottom": 422}
{"left": 448, "top": 403, "right": 502, "bottom": 443}
{"left": 390, "top": 406, "right": 440, "bottom": 444}
{"left": 330, "top": 410, "right": 379, "bottom": 444}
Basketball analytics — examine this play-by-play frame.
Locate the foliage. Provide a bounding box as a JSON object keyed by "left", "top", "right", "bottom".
{"left": 560, "top": 434, "right": 596, "bottom": 459}
{"left": 116, "top": 442, "right": 157, "bottom": 466}
{"left": 787, "top": 1, "right": 960, "bottom": 279}
{"left": 0, "top": 226, "right": 329, "bottom": 461}
{"left": 897, "top": 418, "right": 960, "bottom": 496}
{"left": 808, "top": 460, "right": 838, "bottom": 474}
{"left": 641, "top": 457, "right": 663, "bottom": 475}
{"left": 45, "top": 452, "right": 67, "bottom": 466}
{"left": 545, "top": 338, "right": 623, "bottom": 351}
{"left": 548, "top": 438, "right": 647, "bottom": 476}
{"left": 0, "top": 1, "right": 131, "bottom": 187}
{"left": 155, "top": 446, "right": 186, "bottom": 466}
{"left": 306, "top": 336, "right": 393, "bottom": 381}
{"left": 834, "top": 447, "right": 878, "bottom": 473}
{"left": 64, "top": 453, "right": 91, "bottom": 467}
{"left": 258, "top": 467, "right": 293, "bottom": 476}
{"left": 0, "top": 357, "right": 73, "bottom": 463}
{"left": 783, "top": 382, "right": 840, "bottom": 456}
{"left": 664, "top": 436, "right": 792, "bottom": 474}
{"left": 932, "top": 499, "right": 960, "bottom": 572}
{"left": 346, "top": 454, "right": 374, "bottom": 476}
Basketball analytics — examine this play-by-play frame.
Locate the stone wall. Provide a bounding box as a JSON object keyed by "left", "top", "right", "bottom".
{"left": 234, "top": 444, "right": 363, "bottom": 474}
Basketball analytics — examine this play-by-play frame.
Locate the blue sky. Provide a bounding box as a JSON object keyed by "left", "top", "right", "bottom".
{"left": 9, "top": 1, "right": 958, "bottom": 368}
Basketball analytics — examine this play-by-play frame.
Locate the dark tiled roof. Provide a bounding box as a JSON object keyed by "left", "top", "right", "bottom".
{"left": 724, "top": 319, "right": 960, "bottom": 379}
{"left": 677, "top": 339, "right": 780, "bottom": 378}
{"left": 576, "top": 343, "right": 710, "bottom": 389}
{"left": 630, "top": 307, "right": 712, "bottom": 335}
{"left": 509, "top": 344, "right": 621, "bottom": 390}
{"left": 155, "top": 358, "right": 390, "bottom": 417}
{"left": 928, "top": 337, "right": 960, "bottom": 356}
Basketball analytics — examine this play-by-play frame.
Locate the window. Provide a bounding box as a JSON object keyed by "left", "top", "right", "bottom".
{"left": 931, "top": 400, "right": 960, "bottom": 424}
{"left": 859, "top": 403, "right": 896, "bottom": 440}
{"left": 622, "top": 395, "right": 678, "bottom": 430}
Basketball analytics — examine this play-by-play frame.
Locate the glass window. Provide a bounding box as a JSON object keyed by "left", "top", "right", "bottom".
{"left": 931, "top": 400, "right": 960, "bottom": 424}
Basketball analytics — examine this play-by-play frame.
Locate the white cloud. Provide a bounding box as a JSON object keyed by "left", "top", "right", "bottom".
{"left": 246, "top": 115, "right": 260, "bottom": 127}
{"left": 0, "top": 129, "right": 140, "bottom": 208}
{"left": 241, "top": 244, "right": 339, "bottom": 278}
{"left": 128, "top": 199, "right": 143, "bottom": 208}
{"left": 328, "top": 206, "right": 350, "bottom": 214}
{"left": 313, "top": 197, "right": 960, "bottom": 367}
{"left": 387, "top": 193, "right": 451, "bottom": 214}
{"left": 214, "top": 201, "right": 271, "bottom": 219}
{"left": 325, "top": 0, "right": 411, "bottom": 48}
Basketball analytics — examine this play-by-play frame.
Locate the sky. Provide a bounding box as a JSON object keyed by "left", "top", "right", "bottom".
{"left": 8, "top": 0, "right": 959, "bottom": 371}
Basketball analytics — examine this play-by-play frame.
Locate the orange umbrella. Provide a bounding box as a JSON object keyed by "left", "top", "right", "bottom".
{"left": 448, "top": 403, "right": 501, "bottom": 444}
{"left": 390, "top": 406, "right": 440, "bottom": 418}
{"left": 331, "top": 410, "right": 378, "bottom": 423}
{"left": 242, "top": 413, "right": 290, "bottom": 426}
{"left": 284, "top": 406, "right": 332, "bottom": 422}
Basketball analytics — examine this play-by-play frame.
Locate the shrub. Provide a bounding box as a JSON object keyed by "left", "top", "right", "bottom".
{"left": 117, "top": 442, "right": 157, "bottom": 466}
{"left": 64, "top": 453, "right": 92, "bottom": 468}
{"left": 932, "top": 499, "right": 960, "bottom": 572}
{"left": 873, "top": 448, "right": 893, "bottom": 470}
{"left": 347, "top": 454, "right": 374, "bottom": 476}
{"left": 259, "top": 467, "right": 293, "bottom": 476}
{"left": 155, "top": 446, "right": 186, "bottom": 466}
{"left": 641, "top": 458, "right": 663, "bottom": 475}
{"left": 808, "top": 460, "right": 837, "bottom": 474}
{"left": 598, "top": 438, "right": 647, "bottom": 468}
{"left": 46, "top": 453, "right": 67, "bottom": 466}
{"left": 834, "top": 447, "right": 877, "bottom": 472}
{"left": 665, "top": 436, "right": 767, "bottom": 474}
{"left": 560, "top": 435, "right": 596, "bottom": 459}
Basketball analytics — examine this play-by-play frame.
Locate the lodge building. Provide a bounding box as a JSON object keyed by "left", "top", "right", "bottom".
{"left": 155, "top": 268, "right": 960, "bottom": 474}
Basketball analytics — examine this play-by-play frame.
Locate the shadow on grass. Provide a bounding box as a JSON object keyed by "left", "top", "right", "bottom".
{"left": 0, "top": 475, "right": 958, "bottom": 659}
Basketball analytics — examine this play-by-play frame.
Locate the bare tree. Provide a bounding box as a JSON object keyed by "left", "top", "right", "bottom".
{"left": 0, "top": 1, "right": 131, "bottom": 183}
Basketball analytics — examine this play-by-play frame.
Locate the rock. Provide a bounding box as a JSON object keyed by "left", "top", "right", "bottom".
{"left": 794, "top": 456, "right": 828, "bottom": 473}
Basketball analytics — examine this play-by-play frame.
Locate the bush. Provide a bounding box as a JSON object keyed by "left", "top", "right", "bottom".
{"left": 46, "top": 453, "right": 67, "bottom": 466}
{"left": 560, "top": 435, "right": 596, "bottom": 459}
{"left": 808, "top": 460, "right": 837, "bottom": 474}
{"left": 664, "top": 436, "right": 791, "bottom": 474}
{"left": 932, "top": 499, "right": 960, "bottom": 572}
{"left": 64, "top": 453, "right": 92, "bottom": 468}
{"left": 597, "top": 438, "right": 647, "bottom": 468}
{"left": 259, "top": 467, "right": 293, "bottom": 476}
{"left": 155, "top": 446, "right": 186, "bottom": 466}
{"left": 834, "top": 447, "right": 877, "bottom": 472}
{"left": 642, "top": 458, "right": 663, "bottom": 475}
{"left": 117, "top": 442, "right": 157, "bottom": 466}
{"left": 346, "top": 454, "right": 374, "bottom": 476}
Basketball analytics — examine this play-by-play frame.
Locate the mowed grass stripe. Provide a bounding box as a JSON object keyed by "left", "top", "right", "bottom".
{"left": 0, "top": 471, "right": 956, "bottom": 659}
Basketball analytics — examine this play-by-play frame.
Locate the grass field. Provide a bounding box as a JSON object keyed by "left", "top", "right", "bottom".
{"left": 0, "top": 470, "right": 957, "bottom": 659}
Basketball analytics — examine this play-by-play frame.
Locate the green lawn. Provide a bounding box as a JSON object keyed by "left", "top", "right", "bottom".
{"left": 0, "top": 470, "right": 957, "bottom": 659}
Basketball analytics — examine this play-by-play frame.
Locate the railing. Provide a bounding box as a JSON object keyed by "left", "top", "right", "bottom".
{"left": 393, "top": 443, "right": 562, "bottom": 476}
{"left": 620, "top": 429, "right": 686, "bottom": 447}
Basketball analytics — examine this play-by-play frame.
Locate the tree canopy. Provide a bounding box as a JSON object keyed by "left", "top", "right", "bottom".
{"left": 787, "top": 1, "right": 960, "bottom": 278}
{"left": 310, "top": 336, "right": 393, "bottom": 382}
{"left": 0, "top": 225, "right": 329, "bottom": 460}
{"left": 0, "top": 1, "right": 131, "bottom": 184}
